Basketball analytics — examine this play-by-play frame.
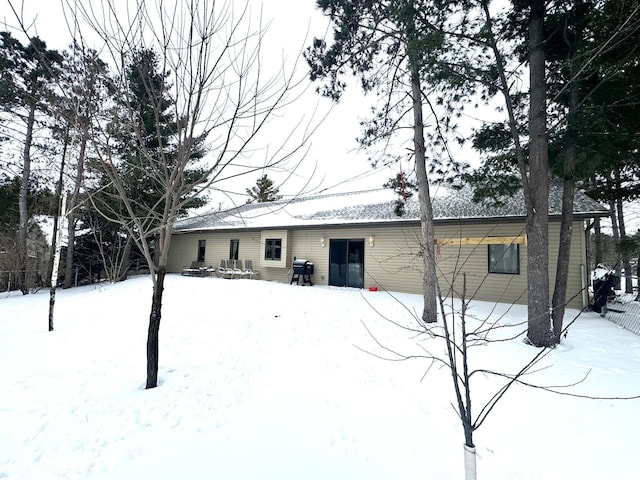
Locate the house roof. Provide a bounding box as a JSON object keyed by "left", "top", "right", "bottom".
{"left": 173, "top": 182, "right": 610, "bottom": 233}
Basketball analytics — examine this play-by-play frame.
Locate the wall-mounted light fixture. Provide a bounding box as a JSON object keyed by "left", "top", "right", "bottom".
{"left": 368, "top": 234, "right": 375, "bottom": 247}
{"left": 320, "top": 235, "right": 326, "bottom": 247}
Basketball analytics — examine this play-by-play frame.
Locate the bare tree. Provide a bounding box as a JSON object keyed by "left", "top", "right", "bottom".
{"left": 362, "top": 266, "right": 640, "bottom": 480}
{"left": 72, "top": 0, "right": 308, "bottom": 388}
{"left": 59, "top": 44, "right": 111, "bottom": 289}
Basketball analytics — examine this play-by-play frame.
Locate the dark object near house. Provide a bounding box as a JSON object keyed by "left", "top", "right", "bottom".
{"left": 610, "top": 273, "right": 621, "bottom": 290}
{"left": 182, "top": 261, "right": 205, "bottom": 276}
{"left": 593, "top": 274, "right": 614, "bottom": 313}
{"left": 291, "top": 258, "right": 314, "bottom": 286}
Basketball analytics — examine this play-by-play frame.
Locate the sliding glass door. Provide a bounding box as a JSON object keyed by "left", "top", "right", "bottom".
{"left": 329, "top": 239, "right": 364, "bottom": 288}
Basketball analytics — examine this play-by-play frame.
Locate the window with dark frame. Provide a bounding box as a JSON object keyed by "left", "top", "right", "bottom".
{"left": 197, "top": 239, "right": 206, "bottom": 262}
{"left": 229, "top": 239, "right": 239, "bottom": 260}
{"left": 488, "top": 244, "right": 520, "bottom": 274}
{"left": 264, "top": 238, "right": 282, "bottom": 260}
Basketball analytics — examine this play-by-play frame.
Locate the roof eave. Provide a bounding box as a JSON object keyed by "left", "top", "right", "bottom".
{"left": 172, "top": 209, "right": 610, "bottom": 234}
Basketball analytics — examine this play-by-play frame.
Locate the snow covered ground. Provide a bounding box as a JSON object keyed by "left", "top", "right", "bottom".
{"left": 1, "top": 275, "right": 639, "bottom": 479}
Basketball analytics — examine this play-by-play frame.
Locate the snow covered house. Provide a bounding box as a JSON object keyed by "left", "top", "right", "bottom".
{"left": 167, "top": 184, "right": 609, "bottom": 309}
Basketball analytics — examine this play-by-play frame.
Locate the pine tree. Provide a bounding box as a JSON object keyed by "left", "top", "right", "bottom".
{"left": 90, "top": 48, "right": 207, "bottom": 281}
{"left": 0, "top": 32, "right": 62, "bottom": 293}
{"left": 306, "top": 0, "right": 455, "bottom": 324}
{"left": 115, "top": 48, "right": 207, "bottom": 221}
{"left": 467, "top": 0, "right": 640, "bottom": 342}
{"left": 246, "top": 174, "right": 282, "bottom": 203}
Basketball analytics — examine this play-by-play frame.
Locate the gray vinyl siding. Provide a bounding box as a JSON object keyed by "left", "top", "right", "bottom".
{"left": 168, "top": 218, "right": 588, "bottom": 309}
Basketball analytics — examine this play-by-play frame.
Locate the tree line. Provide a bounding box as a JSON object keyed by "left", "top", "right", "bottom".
{"left": 0, "top": 35, "right": 190, "bottom": 290}
{"left": 0, "top": 28, "right": 287, "bottom": 293}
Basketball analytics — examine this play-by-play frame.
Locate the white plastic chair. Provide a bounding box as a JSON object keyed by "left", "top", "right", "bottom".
{"left": 217, "top": 259, "right": 233, "bottom": 279}
{"left": 243, "top": 260, "right": 259, "bottom": 279}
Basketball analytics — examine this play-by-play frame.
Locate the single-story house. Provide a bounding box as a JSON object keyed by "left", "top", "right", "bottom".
{"left": 167, "top": 183, "right": 609, "bottom": 309}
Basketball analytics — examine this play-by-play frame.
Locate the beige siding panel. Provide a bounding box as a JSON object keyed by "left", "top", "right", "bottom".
{"left": 290, "top": 228, "right": 344, "bottom": 284}
{"left": 364, "top": 225, "right": 423, "bottom": 293}
{"left": 259, "top": 229, "right": 294, "bottom": 283}
{"left": 169, "top": 218, "right": 588, "bottom": 309}
{"left": 549, "top": 220, "right": 589, "bottom": 309}
{"left": 166, "top": 234, "right": 197, "bottom": 272}
{"left": 433, "top": 221, "right": 586, "bottom": 309}
{"left": 252, "top": 226, "right": 405, "bottom": 287}
{"left": 433, "top": 223, "right": 528, "bottom": 306}
{"left": 167, "top": 231, "right": 262, "bottom": 273}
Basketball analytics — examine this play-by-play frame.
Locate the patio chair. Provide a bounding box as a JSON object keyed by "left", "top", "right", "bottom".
{"left": 205, "top": 265, "right": 217, "bottom": 277}
{"left": 230, "top": 259, "right": 243, "bottom": 279}
{"left": 243, "top": 260, "right": 259, "bottom": 279}
{"left": 217, "top": 259, "right": 233, "bottom": 279}
{"left": 182, "top": 261, "right": 204, "bottom": 276}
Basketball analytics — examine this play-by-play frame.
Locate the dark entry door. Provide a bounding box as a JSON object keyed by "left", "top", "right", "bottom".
{"left": 329, "top": 239, "right": 364, "bottom": 288}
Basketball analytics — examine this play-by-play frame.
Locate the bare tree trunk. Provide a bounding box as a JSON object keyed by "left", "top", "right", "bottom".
{"left": 410, "top": 62, "right": 437, "bottom": 324}
{"left": 64, "top": 134, "right": 88, "bottom": 288}
{"left": 552, "top": 169, "right": 575, "bottom": 342}
{"left": 609, "top": 198, "right": 620, "bottom": 275}
{"left": 438, "top": 272, "right": 476, "bottom": 479}
{"left": 118, "top": 237, "right": 132, "bottom": 281}
{"left": 48, "top": 194, "right": 67, "bottom": 332}
{"left": 526, "top": 0, "right": 552, "bottom": 347}
{"left": 146, "top": 266, "right": 165, "bottom": 389}
{"left": 552, "top": 15, "right": 581, "bottom": 342}
{"left": 636, "top": 251, "right": 640, "bottom": 301}
{"left": 47, "top": 134, "right": 68, "bottom": 287}
{"left": 63, "top": 219, "right": 77, "bottom": 288}
{"left": 482, "top": 0, "right": 551, "bottom": 345}
{"left": 18, "top": 102, "right": 36, "bottom": 294}
{"left": 47, "top": 134, "right": 69, "bottom": 332}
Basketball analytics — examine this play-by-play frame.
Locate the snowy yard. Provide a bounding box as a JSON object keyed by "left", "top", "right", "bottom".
{"left": 1, "top": 274, "right": 639, "bottom": 479}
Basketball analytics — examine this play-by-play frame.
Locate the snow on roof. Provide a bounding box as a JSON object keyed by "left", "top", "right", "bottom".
{"left": 174, "top": 182, "right": 609, "bottom": 233}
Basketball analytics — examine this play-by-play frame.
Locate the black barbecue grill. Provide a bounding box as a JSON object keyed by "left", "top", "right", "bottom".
{"left": 290, "top": 258, "right": 314, "bottom": 286}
